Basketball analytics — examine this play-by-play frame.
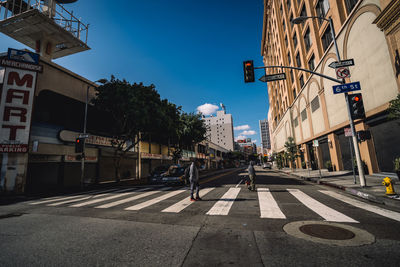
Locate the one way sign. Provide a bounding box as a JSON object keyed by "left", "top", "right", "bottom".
{"left": 328, "top": 59, "right": 354, "bottom": 69}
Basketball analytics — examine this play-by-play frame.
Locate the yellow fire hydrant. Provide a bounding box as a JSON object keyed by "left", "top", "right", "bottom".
{"left": 382, "top": 177, "right": 396, "bottom": 195}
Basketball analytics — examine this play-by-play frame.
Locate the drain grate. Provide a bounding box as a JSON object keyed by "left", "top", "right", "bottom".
{"left": 299, "top": 224, "right": 355, "bottom": 240}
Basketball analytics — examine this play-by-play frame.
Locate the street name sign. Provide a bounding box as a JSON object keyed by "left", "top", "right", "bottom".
{"left": 336, "top": 67, "right": 351, "bottom": 79}
{"left": 328, "top": 59, "right": 355, "bottom": 69}
{"left": 332, "top": 81, "right": 361, "bottom": 94}
{"left": 259, "top": 73, "right": 286, "bottom": 82}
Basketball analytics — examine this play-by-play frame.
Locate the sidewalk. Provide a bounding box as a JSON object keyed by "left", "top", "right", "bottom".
{"left": 274, "top": 167, "right": 400, "bottom": 209}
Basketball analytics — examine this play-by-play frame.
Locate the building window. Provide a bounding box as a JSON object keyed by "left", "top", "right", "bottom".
{"left": 293, "top": 88, "right": 297, "bottom": 99}
{"left": 311, "top": 95, "right": 320, "bottom": 112}
{"left": 316, "top": 0, "right": 330, "bottom": 21}
{"left": 296, "top": 52, "right": 301, "bottom": 67}
{"left": 293, "top": 116, "right": 299, "bottom": 127}
{"left": 304, "top": 28, "right": 312, "bottom": 51}
{"left": 299, "top": 75, "right": 304, "bottom": 88}
{"left": 293, "top": 32, "right": 298, "bottom": 48}
{"left": 285, "top": 36, "right": 288, "bottom": 47}
{"left": 288, "top": 52, "right": 292, "bottom": 65}
{"left": 308, "top": 54, "right": 315, "bottom": 70}
{"left": 283, "top": 19, "right": 286, "bottom": 31}
{"left": 301, "top": 108, "right": 307, "bottom": 121}
{"left": 300, "top": 5, "right": 307, "bottom": 18}
{"left": 345, "top": 0, "right": 359, "bottom": 14}
{"left": 322, "top": 25, "right": 333, "bottom": 52}
{"left": 287, "top": 0, "right": 291, "bottom": 11}
{"left": 290, "top": 70, "right": 294, "bottom": 81}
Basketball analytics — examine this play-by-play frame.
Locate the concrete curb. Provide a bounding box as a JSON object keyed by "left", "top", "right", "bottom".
{"left": 274, "top": 169, "right": 400, "bottom": 210}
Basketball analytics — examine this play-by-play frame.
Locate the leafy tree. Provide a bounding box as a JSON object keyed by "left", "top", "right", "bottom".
{"left": 284, "top": 137, "right": 298, "bottom": 169}
{"left": 171, "top": 112, "right": 207, "bottom": 163}
{"left": 388, "top": 93, "right": 400, "bottom": 120}
{"left": 92, "top": 76, "right": 164, "bottom": 181}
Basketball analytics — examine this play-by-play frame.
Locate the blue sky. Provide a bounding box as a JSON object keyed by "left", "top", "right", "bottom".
{"left": 0, "top": 0, "right": 269, "bottom": 146}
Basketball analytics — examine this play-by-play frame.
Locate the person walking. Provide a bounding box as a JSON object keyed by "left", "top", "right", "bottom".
{"left": 189, "top": 160, "right": 201, "bottom": 201}
{"left": 247, "top": 161, "right": 256, "bottom": 191}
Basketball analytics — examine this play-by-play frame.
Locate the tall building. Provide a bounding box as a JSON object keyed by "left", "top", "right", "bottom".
{"left": 261, "top": 0, "right": 400, "bottom": 173}
{"left": 259, "top": 119, "right": 271, "bottom": 154}
{"left": 203, "top": 104, "right": 235, "bottom": 151}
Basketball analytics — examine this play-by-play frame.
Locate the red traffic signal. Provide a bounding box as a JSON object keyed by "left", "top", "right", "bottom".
{"left": 75, "top": 137, "right": 85, "bottom": 153}
{"left": 347, "top": 93, "right": 365, "bottom": 120}
{"left": 243, "top": 60, "right": 255, "bottom": 83}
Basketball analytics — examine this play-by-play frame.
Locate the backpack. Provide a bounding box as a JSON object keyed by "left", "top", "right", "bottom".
{"left": 184, "top": 166, "right": 190, "bottom": 181}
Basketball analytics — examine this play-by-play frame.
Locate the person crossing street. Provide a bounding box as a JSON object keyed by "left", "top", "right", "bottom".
{"left": 247, "top": 161, "right": 256, "bottom": 191}
{"left": 189, "top": 160, "right": 201, "bottom": 201}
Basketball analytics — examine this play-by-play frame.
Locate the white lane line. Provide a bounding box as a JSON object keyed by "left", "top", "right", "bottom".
{"left": 320, "top": 190, "right": 400, "bottom": 222}
{"left": 125, "top": 189, "right": 187, "bottom": 211}
{"left": 288, "top": 189, "right": 358, "bottom": 223}
{"left": 162, "top": 187, "right": 215, "bottom": 213}
{"left": 206, "top": 188, "right": 241, "bottom": 216}
{"left": 69, "top": 188, "right": 142, "bottom": 207}
{"left": 257, "top": 188, "right": 286, "bottom": 219}
{"left": 29, "top": 189, "right": 119, "bottom": 205}
{"left": 236, "top": 179, "right": 243, "bottom": 188}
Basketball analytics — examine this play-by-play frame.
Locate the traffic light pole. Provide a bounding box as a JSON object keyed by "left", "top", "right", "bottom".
{"left": 328, "top": 17, "right": 366, "bottom": 186}
{"left": 81, "top": 85, "right": 89, "bottom": 189}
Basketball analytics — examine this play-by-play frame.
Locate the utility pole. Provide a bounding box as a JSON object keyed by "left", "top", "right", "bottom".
{"left": 81, "top": 85, "right": 89, "bottom": 189}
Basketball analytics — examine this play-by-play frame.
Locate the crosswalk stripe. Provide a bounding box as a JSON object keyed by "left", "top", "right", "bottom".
{"left": 29, "top": 189, "right": 119, "bottom": 205}
{"left": 320, "top": 190, "right": 400, "bottom": 222}
{"left": 125, "top": 189, "right": 187, "bottom": 211}
{"left": 69, "top": 188, "right": 142, "bottom": 207}
{"left": 288, "top": 189, "right": 358, "bottom": 223}
{"left": 95, "top": 189, "right": 163, "bottom": 209}
{"left": 206, "top": 187, "right": 240, "bottom": 216}
{"left": 162, "top": 187, "right": 215, "bottom": 213}
{"left": 257, "top": 188, "right": 286, "bottom": 219}
{"left": 47, "top": 188, "right": 132, "bottom": 207}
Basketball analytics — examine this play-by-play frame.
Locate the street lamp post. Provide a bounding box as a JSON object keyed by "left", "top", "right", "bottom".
{"left": 291, "top": 16, "right": 366, "bottom": 186}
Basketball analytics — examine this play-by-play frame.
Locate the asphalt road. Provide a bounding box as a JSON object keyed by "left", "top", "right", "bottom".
{"left": 1, "top": 168, "right": 400, "bottom": 266}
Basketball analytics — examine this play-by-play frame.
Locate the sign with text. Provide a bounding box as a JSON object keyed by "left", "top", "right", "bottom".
{"left": 336, "top": 67, "right": 351, "bottom": 79}
{"left": 344, "top": 127, "right": 353, "bottom": 137}
{"left": 8, "top": 48, "right": 40, "bottom": 64}
{"left": 328, "top": 59, "right": 355, "bottom": 69}
{"left": 332, "top": 81, "right": 361, "bottom": 94}
{"left": 0, "top": 67, "right": 38, "bottom": 152}
{"left": 259, "top": 73, "right": 286, "bottom": 82}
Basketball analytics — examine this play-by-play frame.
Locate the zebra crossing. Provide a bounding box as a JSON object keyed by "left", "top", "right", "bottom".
{"left": 26, "top": 186, "right": 400, "bottom": 223}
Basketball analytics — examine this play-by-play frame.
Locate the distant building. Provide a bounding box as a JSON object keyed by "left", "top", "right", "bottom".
{"left": 202, "top": 104, "right": 234, "bottom": 151}
{"left": 259, "top": 119, "right": 271, "bottom": 154}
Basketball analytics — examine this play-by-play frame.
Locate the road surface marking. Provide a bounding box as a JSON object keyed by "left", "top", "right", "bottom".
{"left": 162, "top": 187, "right": 215, "bottom": 213}
{"left": 69, "top": 188, "right": 148, "bottom": 207}
{"left": 29, "top": 189, "right": 119, "bottom": 205}
{"left": 288, "top": 189, "right": 358, "bottom": 223}
{"left": 125, "top": 189, "right": 187, "bottom": 211}
{"left": 47, "top": 188, "right": 133, "bottom": 207}
{"left": 257, "top": 188, "right": 286, "bottom": 219}
{"left": 206, "top": 187, "right": 240, "bottom": 216}
{"left": 320, "top": 190, "right": 400, "bottom": 222}
{"left": 236, "top": 179, "right": 243, "bottom": 188}
{"left": 95, "top": 187, "right": 171, "bottom": 209}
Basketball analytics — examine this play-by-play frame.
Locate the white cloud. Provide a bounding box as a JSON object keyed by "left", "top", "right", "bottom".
{"left": 235, "top": 135, "right": 247, "bottom": 141}
{"left": 241, "top": 130, "right": 256, "bottom": 135}
{"left": 196, "top": 103, "right": 219, "bottom": 116}
{"left": 234, "top": 125, "right": 250, "bottom": 131}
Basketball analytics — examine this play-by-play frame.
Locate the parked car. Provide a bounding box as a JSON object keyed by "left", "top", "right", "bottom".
{"left": 263, "top": 162, "right": 272, "bottom": 169}
{"left": 148, "top": 165, "right": 170, "bottom": 184}
{"left": 161, "top": 165, "right": 187, "bottom": 185}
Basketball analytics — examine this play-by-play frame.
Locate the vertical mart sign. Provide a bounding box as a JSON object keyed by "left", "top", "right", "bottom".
{"left": 0, "top": 49, "right": 43, "bottom": 153}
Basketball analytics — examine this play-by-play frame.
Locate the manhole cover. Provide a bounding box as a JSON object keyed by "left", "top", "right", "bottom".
{"left": 283, "top": 221, "right": 375, "bottom": 247}
{"left": 299, "top": 224, "right": 355, "bottom": 240}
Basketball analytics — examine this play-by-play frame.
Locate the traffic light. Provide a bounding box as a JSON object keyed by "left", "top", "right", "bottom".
{"left": 347, "top": 93, "right": 365, "bottom": 120}
{"left": 357, "top": 130, "right": 371, "bottom": 142}
{"left": 243, "top": 60, "right": 255, "bottom": 83}
{"left": 75, "top": 138, "right": 85, "bottom": 153}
